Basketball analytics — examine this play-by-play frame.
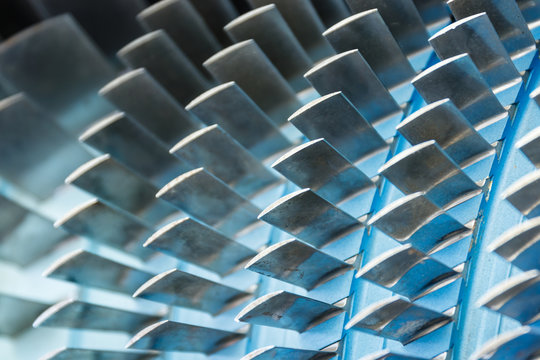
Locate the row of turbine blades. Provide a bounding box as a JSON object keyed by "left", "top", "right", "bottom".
{"left": 0, "top": 0, "right": 539, "bottom": 359}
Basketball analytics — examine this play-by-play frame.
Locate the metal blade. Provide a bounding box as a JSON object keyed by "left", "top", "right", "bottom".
{"left": 311, "top": 0, "right": 352, "bottom": 28}
{"left": 272, "top": 138, "right": 374, "bottom": 204}
{"left": 471, "top": 326, "right": 540, "bottom": 360}
{"left": 245, "top": 238, "right": 353, "bottom": 290}
{"left": 44, "top": 249, "right": 154, "bottom": 295}
{"left": 323, "top": 10, "right": 416, "bottom": 96}
{"left": 368, "top": 193, "right": 472, "bottom": 254}
{"left": 258, "top": 189, "right": 363, "bottom": 248}
{"left": 188, "top": 0, "right": 239, "bottom": 46}
{"left": 126, "top": 319, "right": 245, "bottom": 353}
{"left": 41, "top": 348, "right": 159, "bottom": 360}
{"left": 65, "top": 154, "right": 176, "bottom": 225}
{"left": 379, "top": 140, "right": 482, "bottom": 209}
{"left": 33, "top": 299, "right": 161, "bottom": 332}
{"left": 304, "top": 50, "right": 402, "bottom": 126}
{"left": 133, "top": 268, "right": 252, "bottom": 315}
{"left": 412, "top": 54, "right": 507, "bottom": 130}
{"left": 478, "top": 270, "right": 540, "bottom": 325}
{"left": 156, "top": 168, "right": 261, "bottom": 236}
{"left": 502, "top": 170, "right": 540, "bottom": 218}
{"left": 246, "top": 0, "right": 334, "bottom": 61}
{"left": 412, "top": 0, "right": 451, "bottom": 33}
{"left": 235, "top": 290, "right": 344, "bottom": 332}
{"left": 447, "top": 0, "right": 536, "bottom": 70}
{"left": 185, "top": 81, "right": 292, "bottom": 160}
{"left": 79, "top": 112, "right": 191, "bottom": 187}
{"left": 345, "top": 0, "right": 430, "bottom": 57}
{"left": 136, "top": 0, "right": 221, "bottom": 75}
{"left": 356, "top": 244, "right": 461, "bottom": 300}
{"left": 170, "top": 125, "right": 280, "bottom": 198}
{"left": 359, "top": 349, "right": 429, "bottom": 360}
{"left": 54, "top": 199, "right": 153, "bottom": 257}
{"left": 0, "top": 293, "right": 50, "bottom": 336}
{"left": 144, "top": 217, "right": 256, "bottom": 276}
{"left": 429, "top": 13, "right": 522, "bottom": 102}
{"left": 241, "top": 345, "right": 336, "bottom": 360}
{"left": 0, "top": 194, "right": 68, "bottom": 266}
{"left": 203, "top": 39, "right": 301, "bottom": 124}
{"left": 516, "top": 126, "right": 540, "bottom": 167}
{"left": 0, "top": 15, "right": 115, "bottom": 134}
{"left": 345, "top": 296, "right": 453, "bottom": 344}
{"left": 0, "top": 94, "right": 91, "bottom": 199}
{"left": 99, "top": 68, "right": 203, "bottom": 148}
{"left": 488, "top": 218, "right": 540, "bottom": 271}
{"left": 224, "top": 4, "right": 313, "bottom": 91}
{"left": 397, "top": 99, "right": 495, "bottom": 167}
{"left": 288, "top": 92, "right": 388, "bottom": 163}
{"left": 117, "top": 30, "right": 209, "bottom": 106}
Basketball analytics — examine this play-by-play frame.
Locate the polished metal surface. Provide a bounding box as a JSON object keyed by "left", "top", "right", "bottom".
{"left": 412, "top": 54, "right": 507, "bottom": 130}
{"left": 144, "top": 217, "right": 256, "bottom": 276}
{"left": 186, "top": 82, "right": 291, "bottom": 160}
{"left": 0, "top": 94, "right": 91, "bottom": 199}
{"left": 289, "top": 92, "right": 388, "bottom": 163}
{"left": 488, "top": 218, "right": 540, "bottom": 271}
{"left": 379, "top": 140, "right": 482, "bottom": 209}
{"left": 397, "top": 99, "right": 495, "bottom": 167}
{"left": 236, "top": 290, "right": 343, "bottom": 332}
{"left": 412, "top": 0, "right": 450, "bottom": 31}
{"left": 0, "top": 293, "right": 49, "bottom": 336}
{"left": 203, "top": 39, "right": 301, "bottom": 124}
{"left": 133, "top": 268, "right": 252, "bottom": 315}
{"left": 117, "top": 30, "right": 209, "bottom": 106}
{"left": 33, "top": 299, "right": 161, "bottom": 332}
{"left": 247, "top": 0, "right": 334, "bottom": 61}
{"left": 304, "top": 50, "right": 402, "bottom": 126}
{"left": 156, "top": 168, "right": 261, "bottom": 236}
{"left": 258, "top": 189, "right": 363, "bottom": 248}
{"left": 65, "top": 154, "right": 176, "bottom": 225}
{"left": 323, "top": 10, "right": 415, "bottom": 92}
{"left": 447, "top": 0, "right": 536, "bottom": 63}
{"left": 224, "top": 4, "right": 312, "bottom": 90}
{"left": 126, "top": 320, "right": 245, "bottom": 353}
{"left": 2, "top": 1, "right": 535, "bottom": 358}
{"left": 99, "top": 68, "right": 203, "bottom": 148}
{"left": 79, "top": 112, "right": 190, "bottom": 187}
{"left": 311, "top": 0, "right": 351, "bottom": 28}
{"left": 518, "top": 0, "right": 540, "bottom": 37}
{"left": 478, "top": 270, "right": 540, "bottom": 325}
{"left": 516, "top": 126, "right": 540, "bottom": 167}
{"left": 241, "top": 345, "right": 336, "bottom": 360}
{"left": 44, "top": 249, "right": 154, "bottom": 295}
{"left": 272, "top": 139, "right": 374, "bottom": 204}
{"left": 429, "top": 13, "right": 522, "bottom": 93}
{"left": 345, "top": 296, "right": 453, "bottom": 344}
{"left": 136, "top": 0, "right": 221, "bottom": 75}
{"left": 359, "top": 350, "right": 428, "bottom": 360}
{"left": 188, "top": 0, "right": 239, "bottom": 46}
{"left": 368, "top": 193, "right": 472, "bottom": 254}
{"left": 471, "top": 326, "right": 540, "bottom": 360}
{"left": 32, "top": 0, "right": 146, "bottom": 62}
{"left": 357, "top": 244, "right": 460, "bottom": 300}
{"left": 245, "top": 238, "right": 353, "bottom": 290}
{"left": 54, "top": 199, "right": 153, "bottom": 257}
{"left": 0, "top": 15, "right": 115, "bottom": 134}
{"left": 42, "top": 348, "right": 158, "bottom": 360}
{"left": 170, "top": 125, "right": 279, "bottom": 198}
{"left": 502, "top": 170, "right": 540, "bottom": 218}
{"left": 345, "top": 0, "right": 430, "bottom": 56}
{"left": 0, "top": 195, "right": 68, "bottom": 266}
